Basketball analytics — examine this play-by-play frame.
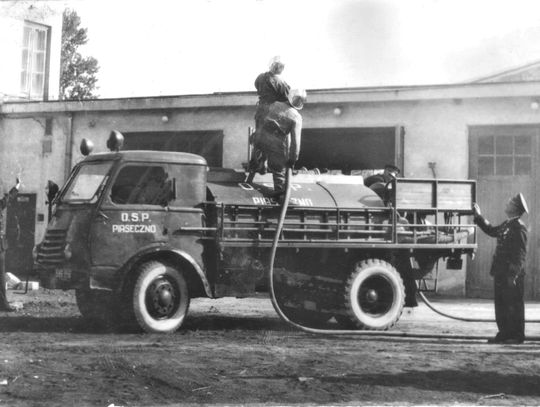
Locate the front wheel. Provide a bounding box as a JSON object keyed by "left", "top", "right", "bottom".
{"left": 128, "top": 261, "right": 190, "bottom": 333}
{"left": 343, "top": 259, "right": 405, "bottom": 330}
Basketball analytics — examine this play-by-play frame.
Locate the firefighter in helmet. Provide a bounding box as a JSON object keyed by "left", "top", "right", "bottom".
{"left": 247, "top": 89, "right": 307, "bottom": 195}
{"left": 253, "top": 56, "right": 291, "bottom": 138}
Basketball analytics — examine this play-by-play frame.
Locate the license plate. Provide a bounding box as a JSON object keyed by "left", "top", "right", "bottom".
{"left": 56, "top": 267, "right": 72, "bottom": 281}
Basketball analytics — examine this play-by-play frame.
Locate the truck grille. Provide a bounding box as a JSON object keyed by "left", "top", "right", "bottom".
{"left": 37, "top": 230, "right": 67, "bottom": 266}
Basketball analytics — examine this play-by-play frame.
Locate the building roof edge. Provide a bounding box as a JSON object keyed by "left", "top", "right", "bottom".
{"left": 3, "top": 81, "right": 540, "bottom": 115}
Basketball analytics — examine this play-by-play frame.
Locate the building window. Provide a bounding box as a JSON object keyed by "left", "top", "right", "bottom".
{"left": 478, "top": 135, "right": 532, "bottom": 177}
{"left": 21, "top": 21, "right": 49, "bottom": 100}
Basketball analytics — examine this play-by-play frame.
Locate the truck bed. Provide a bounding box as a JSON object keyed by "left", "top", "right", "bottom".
{"left": 205, "top": 173, "right": 477, "bottom": 251}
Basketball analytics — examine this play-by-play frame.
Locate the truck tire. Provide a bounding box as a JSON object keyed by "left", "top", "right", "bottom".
{"left": 75, "top": 288, "right": 116, "bottom": 327}
{"left": 343, "top": 259, "right": 405, "bottom": 330}
{"left": 130, "top": 261, "right": 190, "bottom": 333}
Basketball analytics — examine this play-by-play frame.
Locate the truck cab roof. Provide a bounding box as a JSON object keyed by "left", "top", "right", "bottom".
{"left": 82, "top": 150, "right": 208, "bottom": 166}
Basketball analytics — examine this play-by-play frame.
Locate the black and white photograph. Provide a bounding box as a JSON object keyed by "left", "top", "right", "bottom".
{"left": 1, "top": 0, "right": 540, "bottom": 405}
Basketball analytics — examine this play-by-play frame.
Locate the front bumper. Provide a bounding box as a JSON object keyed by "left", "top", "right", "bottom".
{"left": 35, "top": 263, "right": 118, "bottom": 291}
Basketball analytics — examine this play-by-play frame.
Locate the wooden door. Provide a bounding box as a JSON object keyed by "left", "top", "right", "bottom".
{"left": 468, "top": 125, "right": 538, "bottom": 299}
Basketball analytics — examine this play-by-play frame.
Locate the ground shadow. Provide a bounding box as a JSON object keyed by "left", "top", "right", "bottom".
{"left": 0, "top": 313, "right": 298, "bottom": 334}
{"left": 315, "top": 370, "right": 540, "bottom": 398}
{"left": 0, "top": 316, "right": 110, "bottom": 334}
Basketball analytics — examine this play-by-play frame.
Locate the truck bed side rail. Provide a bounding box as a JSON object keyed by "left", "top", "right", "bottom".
{"left": 211, "top": 203, "right": 476, "bottom": 249}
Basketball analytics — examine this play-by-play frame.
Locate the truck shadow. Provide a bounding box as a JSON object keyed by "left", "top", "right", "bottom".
{"left": 0, "top": 314, "right": 297, "bottom": 334}
{"left": 0, "top": 316, "right": 93, "bottom": 333}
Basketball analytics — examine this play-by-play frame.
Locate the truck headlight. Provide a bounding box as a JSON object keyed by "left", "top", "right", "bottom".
{"left": 63, "top": 243, "right": 72, "bottom": 260}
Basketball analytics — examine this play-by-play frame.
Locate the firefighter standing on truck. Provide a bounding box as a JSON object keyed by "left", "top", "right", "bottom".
{"left": 253, "top": 56, "right": 290, "bottom": 135}
{"left": 473, "top": 193, "right": 528, "bottom": 344}
{"left": 248, "top": 57, "right": 291, "bottom": 180}
{"left": 248, "top": 89, "right": 307, "bottom": 197}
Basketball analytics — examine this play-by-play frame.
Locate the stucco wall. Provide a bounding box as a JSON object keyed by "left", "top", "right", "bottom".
{"left": 0, "top": 114, "right": 68, "bottom": 242}
{"left": 67, "top": 107, "right": 256, "bottom": 169}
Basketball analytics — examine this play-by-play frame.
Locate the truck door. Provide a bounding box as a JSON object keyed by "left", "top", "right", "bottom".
{"left": 90, "top": 164, "right": 171, "bottom": 268}
{"left": 89, "top": 163, "right": 206, "bottom": 273}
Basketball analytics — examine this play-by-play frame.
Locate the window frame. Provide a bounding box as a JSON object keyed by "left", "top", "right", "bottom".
{"left": 476, "top": 134, "right": 532, "bottom": 177}
{"left": 20, "top": 21, "right": 51, "bottom": 100}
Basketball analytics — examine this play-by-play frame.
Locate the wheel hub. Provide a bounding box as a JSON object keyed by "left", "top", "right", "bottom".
{"left": 147, "top": 278, "right": 177, "bottom": 318}
{"left": 358, "top": 275, "right": 394, "bottom": 315}
{"left": 365, "top": 289, "right": 378, "bottom": 303}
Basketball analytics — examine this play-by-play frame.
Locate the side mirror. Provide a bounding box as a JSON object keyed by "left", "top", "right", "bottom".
{"left": 46, "top": 180, "right": 59, "bottom": 203}
{"left": 46, "top": 180, "right": 59, "bottom": 222}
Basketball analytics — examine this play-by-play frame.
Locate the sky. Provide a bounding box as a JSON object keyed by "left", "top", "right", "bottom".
{"left": 61, "top": 0, "right": 540, "bottom": 98}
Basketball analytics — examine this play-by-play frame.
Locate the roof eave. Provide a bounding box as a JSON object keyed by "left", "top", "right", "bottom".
{"left": 2, "top": 81, "right": 540, "bottom": 115}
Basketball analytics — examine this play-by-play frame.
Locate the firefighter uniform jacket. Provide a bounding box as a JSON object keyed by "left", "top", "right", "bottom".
{"left": 254, "top": 72, "right": 290, "bottom": 105}
{"left": 475, "top": 215, "right": 528, "bottom": 279}
{"left": 258, "top": 101, "right": 302, "bottom": 164}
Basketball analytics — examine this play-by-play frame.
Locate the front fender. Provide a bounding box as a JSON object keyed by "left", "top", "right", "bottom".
{"left": 117, "top": 245, "right": 212, "bottom": 297}
{"left": 169, "top": 248, "right": 213, "bottom": 297}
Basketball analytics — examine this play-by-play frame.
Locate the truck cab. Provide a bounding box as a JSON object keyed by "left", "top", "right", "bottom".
{"left": 36, "top": 150, "right": 212, "bottom": 332}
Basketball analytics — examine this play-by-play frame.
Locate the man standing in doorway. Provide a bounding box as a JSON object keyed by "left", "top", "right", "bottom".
{"left": 473, "top": 193, "right": 528, "bottom": 344}
{"left": 0, "top": 178, "right": 20, "bottom": 312}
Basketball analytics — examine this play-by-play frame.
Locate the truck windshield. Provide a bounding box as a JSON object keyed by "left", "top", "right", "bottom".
{"left": 61, "top": 162, "right": 113, "bottom": 203}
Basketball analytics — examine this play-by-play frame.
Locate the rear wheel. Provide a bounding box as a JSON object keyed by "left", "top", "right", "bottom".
{"left": 343, "top": 259, "right": 405, "bottom": 330}
{"left": 128, "top": 261, "right": 190, "bottom": 333}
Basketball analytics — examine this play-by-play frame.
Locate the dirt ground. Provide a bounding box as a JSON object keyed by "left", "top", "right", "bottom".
{"left": 1, "top": 289, "right": 540, "bottom": 407}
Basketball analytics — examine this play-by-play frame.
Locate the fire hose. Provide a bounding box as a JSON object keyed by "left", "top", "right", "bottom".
{"left": 267, "top": 167, "right": 540, "bottom": 340}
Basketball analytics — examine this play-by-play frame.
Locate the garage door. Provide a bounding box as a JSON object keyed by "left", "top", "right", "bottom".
{"left": 123, "top": 131, "right": 224, "bottom": 167}
{"left": 468, "top": 125, "right": 539, "bottom": 299}
{"left": 297, "top": 127, "right": 403, "bottom": 173}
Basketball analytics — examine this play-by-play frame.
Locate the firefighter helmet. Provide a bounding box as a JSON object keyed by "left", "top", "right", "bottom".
{"left": 288, "top": 89, "right": 307, "bottom": 110}
{"left": 269, "top": 56, "right": 285, "bottom": 74}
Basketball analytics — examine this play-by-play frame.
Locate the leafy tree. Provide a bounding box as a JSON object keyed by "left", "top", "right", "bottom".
{"left": 59, "top": 9, "right": 99, "bottom": 100}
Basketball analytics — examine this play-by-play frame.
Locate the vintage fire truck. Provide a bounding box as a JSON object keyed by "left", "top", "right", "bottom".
{"left": 34, "top": 136, "right": 477, "bottom": 333}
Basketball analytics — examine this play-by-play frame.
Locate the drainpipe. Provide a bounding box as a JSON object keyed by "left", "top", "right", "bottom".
{"left": 64, "top": 113, "right": 74, "bottom": 182}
